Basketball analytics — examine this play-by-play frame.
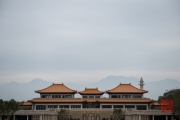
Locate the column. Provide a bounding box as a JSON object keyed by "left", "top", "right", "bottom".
{"left": 132, "top": 115, "right": 135, "bottom": 120}
{"left": 46, "top": 104, "right": 48, "bottom": 110}
{"left": 0, "top": 116, "right": 2, "bottom": 120}
{"left": 139, "top": 115, "right": 141, "bottom": 120}
{"left": 123, "top": 104, "right": 125, "bottom": 111}
{"left": 152, "top": 115, "right": 154, "bottom": 120}
{"left": 13, "top": 115, "right": 15, "bottom": 120}
{"left": 166, "top": 115, "right": 167, "bottom": 120}
{"left": 27, "top": 115, "right": 29, "bottom": 120}
{"left": 147, "top": 104, "right": 149, "bottom": 110}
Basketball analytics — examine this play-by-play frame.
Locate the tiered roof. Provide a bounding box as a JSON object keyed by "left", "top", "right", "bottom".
{"left": 35, "top": 83, "right": 77, "bottom": 94}
{"left": 106, "top": 83, "right": 148, "bottom": 94}
{"left": 79, "top": 88, "right": 104, "bottom": 95}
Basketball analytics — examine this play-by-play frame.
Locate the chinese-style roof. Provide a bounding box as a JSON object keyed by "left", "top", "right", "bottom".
{"left": 106, "top": 83, "right": 148, "bottom": 94}
{"left": 153, "top": 102, "right": 160, "bottom": 106}
{"left": 23, "top": 102, "right": 32, "bottom": 106}
{"left": 79, "top": 88, "right": 105, "bottom": 95}
{"left": 35, "top": 83, "right": 77, "bottom": 93}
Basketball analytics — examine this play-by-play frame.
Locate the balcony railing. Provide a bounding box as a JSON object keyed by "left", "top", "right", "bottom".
{"left": 15, "top": 109, "right": 172, "bottom": 116}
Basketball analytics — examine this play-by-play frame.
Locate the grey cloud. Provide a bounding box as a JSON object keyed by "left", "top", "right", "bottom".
{"left": 0, "top": 0, "right": 180, "bottom": 82}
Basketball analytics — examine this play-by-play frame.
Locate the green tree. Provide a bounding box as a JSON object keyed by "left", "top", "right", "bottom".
{"left": 0, "top": 99, "right": 19, "bottom": 120}
{"left": 158, "top": 90, "right": 180, "bottom": 119}
{"left": 173, "top": 90, "right": 180, "bottom": 119}
{"left": 113, "top": 108, "right": 123, "bottom": 120}
{"left": 58, "top": 109, "right": 67, "bottom": 120}
{"left": 0, "top": 99, "right": 4, "bottom": 120}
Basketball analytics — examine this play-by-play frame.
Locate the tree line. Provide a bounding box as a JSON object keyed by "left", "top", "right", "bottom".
{"left": 0, "top": 99, "right": 19, "bottom": 120}
{"left": 158, "top": 89, "right": 180, "bottom": 119}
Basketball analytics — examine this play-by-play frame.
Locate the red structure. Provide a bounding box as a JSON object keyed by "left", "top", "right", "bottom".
{"left": 160, "top": 100, "right": 173, "bottom": 112}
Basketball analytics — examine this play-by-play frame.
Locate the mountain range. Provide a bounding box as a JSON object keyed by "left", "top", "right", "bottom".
{"left": 0, "top": 75, "right": 180, "bottom": 101}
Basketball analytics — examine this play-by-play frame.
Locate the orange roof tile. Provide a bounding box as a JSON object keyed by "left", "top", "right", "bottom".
{"left": 35, "top": 83, "right": 77, "bottom": 93}
{"left": 23, "top": 102, "right": 32, "bottom": 106}
{"left": 106, "top": 83, "right": 148, "bottom": 93}
{"left": 153, "top": 102, "right": 160, "bottom": 106}
{"left": 79, "top": 88, "right": 104, "bottom": 95}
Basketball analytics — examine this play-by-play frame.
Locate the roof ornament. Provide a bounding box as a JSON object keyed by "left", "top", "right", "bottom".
{"left": 139, "top": 77, "right": 145, "bottom": 90}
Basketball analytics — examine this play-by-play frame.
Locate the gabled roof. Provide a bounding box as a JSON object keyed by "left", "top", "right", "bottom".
{"left": 23, "top": 102, "right": 32, "bottom": 106}
{"left": 79, "top": 88, "right": 105, "bottom": 95}
{"left": 35, "top": 83, "right": 77, "bottom": 93}
{"left": 152, "top": 102, "right": 160, "bottom": 106}
{"left": 106, "top": 83, "right": 148, "bottom": 94}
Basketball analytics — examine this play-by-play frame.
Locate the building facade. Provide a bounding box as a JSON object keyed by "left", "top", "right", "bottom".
{"left": 9, "top": 77, "right": 174, "bottom": 120}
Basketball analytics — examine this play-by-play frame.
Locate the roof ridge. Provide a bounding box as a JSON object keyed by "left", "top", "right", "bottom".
{"left": 85, "top": 88, "right": 98, "bottom": 89}
{"left": 35, "top": 83, "right": 76, "bottom": 93}
{"left": 107, "top": 83, "right": 148, "bottom": 93}
{"left": 63, "top": 83, "right": 76, "bottom": 91}
{"left": 35, "top": 83, "right": 54, "bottom": 92}
{"left": 129, "top": 83, "right": 147, "bottom": 92}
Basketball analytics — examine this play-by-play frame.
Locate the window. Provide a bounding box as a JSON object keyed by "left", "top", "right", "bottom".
{"left": 52, "top": 95, "right": 61, "bottom": 98}
{"left": 59, "top": 105, "right": 69, "bottom": 108}
{"left": 83, "top": 96, "right": 87, "bottom": 98}
{"left": 48, "top": 105, "right": 58, "bottom": 108}
{"left": 62, "top": 95, "right": 72, "bottom": 98}
{"left": 95, "top": 96, "right": 100, "bottom": 98}
{"left": 137, "top": 105, "right": 147, "bottom": 110}
{"left": 88, "top": 114, "right": 94, "bottom": 120}
{"left": 125, "top": 105, "right": 135, "bottom": 108}
{"left": 71, "top": 105, "right": 81, "bottom": 108}
{"left": 112, "top": 95, "right": 118, "bottom": 98}
{"left": 36, "top": 105, "right": 46, "bottom": 110}
{"left": 113, "top": 105, "right": 123, "bottom": 108}
{"left": 102, "top": 105, "right": 112, "bottom": 108}
{"left": 89, "top": 96, "right": 94, "bottom": 98}
{"left": 41, "top": 95, "right": 51, "bottom": 98}
{"left": 132, "top": 95, "right": 142, "bottom": 98}
{"left": 122, "top": 95, "right": 131, "bottom": 98}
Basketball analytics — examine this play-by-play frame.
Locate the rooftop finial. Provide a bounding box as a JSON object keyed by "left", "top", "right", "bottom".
{"left": 139, "top": 77, "right": 144, "bottom": 90}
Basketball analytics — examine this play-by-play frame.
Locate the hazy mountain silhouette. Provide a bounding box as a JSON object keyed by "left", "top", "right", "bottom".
{"left": 0, "top": 76, "right": 180, "bottom": 101}
{"left": 0, "top": 78, "right": 51, "bottom": 101}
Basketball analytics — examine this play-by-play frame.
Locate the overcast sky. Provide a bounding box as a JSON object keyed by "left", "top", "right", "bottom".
{"left": 0, "top": 0, "right": 180, "bottom": 84}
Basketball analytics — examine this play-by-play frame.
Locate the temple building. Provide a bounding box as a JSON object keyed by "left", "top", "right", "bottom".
{"left": 12, "top": 77, "right": 173, "bottom": 120}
